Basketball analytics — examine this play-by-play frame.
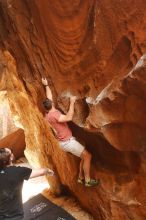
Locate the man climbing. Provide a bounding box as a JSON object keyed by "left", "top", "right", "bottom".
{"left": 42, "top": 78, "right": 99, "bottom": 187}
{"left": 0, "top": 147, "right": 54, "bottom": 220}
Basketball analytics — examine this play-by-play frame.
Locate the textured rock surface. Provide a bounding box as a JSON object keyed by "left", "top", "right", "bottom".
{"left": 0, "top": 93, "right": 17, "bottom": 138}
{"left": 0, "top": 1, "right": 146, "bottom": 219}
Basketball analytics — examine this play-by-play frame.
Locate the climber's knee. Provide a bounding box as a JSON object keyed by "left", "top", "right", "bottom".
{"left": 81, "top": 149, "right": 92, "bottom": 160}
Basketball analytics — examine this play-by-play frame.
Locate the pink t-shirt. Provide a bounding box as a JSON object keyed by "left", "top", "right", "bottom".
{"left": 45, "top": 110, "right": 72, "bottom": 141}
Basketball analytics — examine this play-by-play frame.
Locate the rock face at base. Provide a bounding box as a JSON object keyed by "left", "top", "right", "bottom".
{"left": 0, "top": 1, "right": 146, "bottom": 219}
{"left": 0, "top": 129, "right": 25, "bottom": 159}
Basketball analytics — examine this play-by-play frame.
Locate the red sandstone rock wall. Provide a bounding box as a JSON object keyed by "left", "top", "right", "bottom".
{"left": 0, "top": 128, "right": 25, "bottom": 159}
{"left": 0, "top": 1, "right": 146, "bottom": 219}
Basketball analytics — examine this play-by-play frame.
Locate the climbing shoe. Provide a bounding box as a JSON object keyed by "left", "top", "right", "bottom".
{"left": 77, "top": 178, "right": 84, "bottom": 184}
{"left": 85, "top": 179, "right": 100, "bottom": 187}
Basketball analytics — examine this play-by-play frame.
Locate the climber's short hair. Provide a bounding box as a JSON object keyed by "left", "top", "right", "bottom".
{"left": 0, "top": 148, "right": 12, "bottom": 170}
{"left": 43, "top": 98, "right": 52, "bottom": 111}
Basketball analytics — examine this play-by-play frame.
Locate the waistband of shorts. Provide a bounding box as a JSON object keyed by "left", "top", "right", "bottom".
{"left": 59, "top": 137, "right": 75, "bottom": 143}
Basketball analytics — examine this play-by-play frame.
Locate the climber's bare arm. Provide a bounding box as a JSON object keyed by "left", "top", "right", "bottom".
{"left": 58, "top": 96, "right": 76, "bottom": 122}
{"left": 42, "top": 78, "right": 53, "bottom": 101}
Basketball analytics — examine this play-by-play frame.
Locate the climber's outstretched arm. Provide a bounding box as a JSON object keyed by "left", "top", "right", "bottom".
{"left": 42, "top": 78, "right": 53, "bottom": 101}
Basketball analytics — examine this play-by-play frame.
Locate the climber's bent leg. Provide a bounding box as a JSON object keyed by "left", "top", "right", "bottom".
{"left": 80, "top": 149, "right": 91, "bottom": 182}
